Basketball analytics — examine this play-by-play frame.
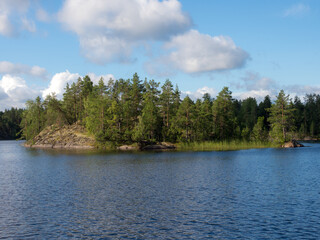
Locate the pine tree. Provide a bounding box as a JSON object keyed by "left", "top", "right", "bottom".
{"left": 258, "top": 95, "right": 271, "bottom": 131}
{"left": 212, "top": 87, "right": 235, "bottom": 140}
{"left": 159, "top": 79, "right": 175, "bottom": 141}
{"left": 251, "top": 116, "right": 267, "bottom": 141}
{"left": 133, "top": 79, "right": 160, "bottom": 142}
{"left": 20, "top": 96, "right": 45, "bottom": 140}
{"left": 175, "top": 96, "right": 195, "bottom": 141}
{"left": 241, "top": 97, "right": 257, "bottom": 131}
{"left": 268, "top": 90, "right": 295, "bottom": 143}
{"left": 43, "top": 93, "right": 67, "bottom": 127}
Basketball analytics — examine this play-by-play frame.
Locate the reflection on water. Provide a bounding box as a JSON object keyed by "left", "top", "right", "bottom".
{"left": 0, "top": 141, "right": 320, "bottom": 238}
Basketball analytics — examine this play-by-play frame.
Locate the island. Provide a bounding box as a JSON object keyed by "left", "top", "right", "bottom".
{"left": 18, "top": 73, "right": 315, "bottom": 151}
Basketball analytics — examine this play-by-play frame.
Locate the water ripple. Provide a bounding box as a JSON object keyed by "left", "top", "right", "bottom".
{"left": 1, "top": 141, "right": 320, "bottom": 238}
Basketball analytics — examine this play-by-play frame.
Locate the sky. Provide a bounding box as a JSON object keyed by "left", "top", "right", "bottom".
{"left": 0, "top": 0, "right": 320, "bottom": 110}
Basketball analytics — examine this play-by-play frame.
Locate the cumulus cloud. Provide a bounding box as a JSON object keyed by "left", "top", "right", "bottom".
{"left": 42, "top": 70, "right": 81, "bottom": 98}
{"left": 0, "top": 61, "right": 47, "bottom": 78}
{"left": 150, "top": 30, "right": 249, "bottom": 74}
{"left": 0, "top": 74, "right": 40, "bottom": 110}
{"left": 58, "top": 0, "right": 192, "bottom": 63}
{"left": 283, "top": 3, "right": 310, "bottom": 17}
{"left": 42, "top": 71, "right": 115, "bottom": 98}
{"left": 0, "top": 0, "right": 35, "bottom": 36}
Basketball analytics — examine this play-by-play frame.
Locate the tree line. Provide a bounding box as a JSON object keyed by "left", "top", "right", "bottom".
{"left": 0, "top": 108, "right": 23, "bottom": 140}
{"left": 19, "top": 73, "right": 320, "bottom": 145}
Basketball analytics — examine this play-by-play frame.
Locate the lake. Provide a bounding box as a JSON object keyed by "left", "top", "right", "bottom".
{"left": 0, "top": 141, "right": 320, "bottom": 239}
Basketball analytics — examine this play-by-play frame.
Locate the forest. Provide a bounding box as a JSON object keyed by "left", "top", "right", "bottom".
{"left": 9, "top": 73, "right": 320, "bottom": 145}
{"left": 0, "top": 108, "right": 23, "bottom": 140}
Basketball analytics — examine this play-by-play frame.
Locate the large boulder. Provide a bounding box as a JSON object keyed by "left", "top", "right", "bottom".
{"left": 282, "top": 140, "right": 304, "bottom": 148}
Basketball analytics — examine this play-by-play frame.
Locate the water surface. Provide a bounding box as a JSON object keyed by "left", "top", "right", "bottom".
{"left": 1, "top": 141, "right": 320, "bottom": 239}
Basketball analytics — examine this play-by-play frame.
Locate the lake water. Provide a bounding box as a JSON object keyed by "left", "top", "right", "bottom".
{"left": 1, "top": 141, "right": 320, "bottom": 239}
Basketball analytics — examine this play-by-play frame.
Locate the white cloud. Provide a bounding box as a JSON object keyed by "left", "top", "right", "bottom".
{"left": 0, "top": 0, "right": 34, "bottom": 36}
{"left": 79, "top": 35, "right": 134, "bottom": 63}
{"left": 0, "top": 13, "right": 14, "bottom": 36}
{"left": 42, "top": 70, "right": 80, "bottom": 98}
{"left": 0, "top": 74, "right": 40, "bottom": 110}
{"left": 0, "top": 61, "right": 47, "bottom": 78}
{"left": 234, "top": 90, "right": 274, "bottom": 102}
{"left": 231, "top": 72, "right": 278, "bottom": 101}
{"left": 58, "top": 0, "right": 192, "bottom": 63}
{"left": 87, "top": 73, "right": 115, "bottom": 85}
{"left": 36, "top": 8, "right": 51, "bottom": 22}
{"left": 21, "top": 18, "right": 36, "bottom": 33}
{"left": 42, "top": 71, "right": 115, "bottom": 99}
{"left": 283, "top": 3, "right": 310, "bottom": 17}
{"left": 162, "top": 30, "right": 249, "bottom": 74}
{"left": 0, "top": 71, "right": 116, "bottom": 110}
{"left": 238, "top": 72, "right": 277, "bottom": 91}
{"left": 182, "top": 86, "right": 216, "bottom": 100}
{"left": 0, "top": 87, "right": 8, "bottom": 101}
{"left": 30, "top": 66, "right": 47, "bottom": 78}
{"left": 231, "top": 71, "right": 320, "bottom": 102}
{"left": 286, "top": 85, "right": 320, "bottom": 100}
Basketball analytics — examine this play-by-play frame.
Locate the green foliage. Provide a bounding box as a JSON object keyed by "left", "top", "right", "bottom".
{"left": 18, "top": 74, "right": 320, "bottom": 147}
{"left": 251, "top": 116, "right": 268, "bottom": 141}
{"left": 258, "top": 95, "right": 271, "bottom": 131}
{"left": 268, "top": 90, "right": 295, "bottom": 143}
{"left": 20, "top": 96, "right": 45, "bottom": 140}
{"left": 43, "top": 93, "right": 67, "bottom": 127}
{"left": 175, "top": 96, "right": 195, "bottom": 142}
{"left": 212, "top": 87, "right": 235, "bottom": 140}
{"left": 0, "top": 108, "right": 23, "bottom": 140}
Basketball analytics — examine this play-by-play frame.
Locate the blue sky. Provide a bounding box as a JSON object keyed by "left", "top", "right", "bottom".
{"left": 0, "top": 0, "right": 320, "bottom": 110}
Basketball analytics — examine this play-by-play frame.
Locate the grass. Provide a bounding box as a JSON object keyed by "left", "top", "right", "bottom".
{"left": 176, "top": 140, "right": 278, "bottom": 151}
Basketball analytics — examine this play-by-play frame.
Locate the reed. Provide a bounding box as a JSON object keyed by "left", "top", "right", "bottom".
{"left": 176, "top": 140, "right": 277, "bottom": 151}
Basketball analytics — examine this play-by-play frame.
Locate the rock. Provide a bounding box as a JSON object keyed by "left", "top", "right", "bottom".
{"left": 282, "top": 140, "right": 304, "bottom": 148}
{"left": 25, "top": 123, "right": 96, "bottom": 149}
{"left": 142, "top": 142, "right": 176, "bottom": 150}
{"left": 117, "top": 145, "right": 138, "bottom": 151}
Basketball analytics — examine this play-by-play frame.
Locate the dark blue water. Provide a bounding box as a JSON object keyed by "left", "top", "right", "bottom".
{"left": 1, "top": 141, "right": 320, "bottom": 239}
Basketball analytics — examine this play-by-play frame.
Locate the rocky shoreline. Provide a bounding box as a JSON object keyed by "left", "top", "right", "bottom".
{"left": 24, "top": 123, "right": 305, "bottom": 151}
{"left": 25, "top": 123, "right": 176, "bottom": 151}
{"left": 117, "top": 142, "right": 176, "bottom": 151}
{"left": 282, "top": 140, "right": 304, "bottom": 148}
{"left": 24, "top": 124, "right": 96, "bottom": 149}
